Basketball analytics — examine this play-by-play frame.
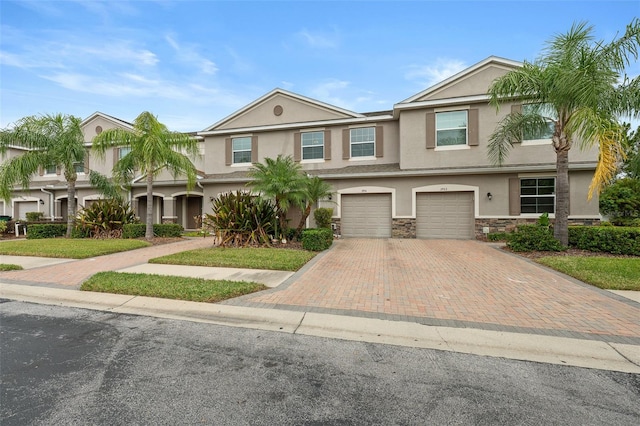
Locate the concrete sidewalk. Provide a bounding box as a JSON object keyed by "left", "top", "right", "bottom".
{"left": 1, "top": 282, "right": 639, "bottom": 373}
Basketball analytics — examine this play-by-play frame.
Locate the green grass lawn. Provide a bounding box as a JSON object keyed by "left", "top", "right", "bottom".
{"left": 0, "top": 263, "right": 23, "bottom": 271}
{"left": 150, "top": 247, "right": 317, "bottom": 271}
{"left": 0, "top": 238, "right": 151, "bottom": 258}
{"left": 81, "top": 272, "right": 267, "bottom": 303}
{"left": 536, "top": 256, "right": 640, "bottom": 291}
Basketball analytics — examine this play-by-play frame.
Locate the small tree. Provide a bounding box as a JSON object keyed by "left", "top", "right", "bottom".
{"left": 92, "top": 111, "right": 200, "bottom": 240}
{"left": 599, "top": 178, "right": 640, "bottom": 223}
{"left": 247, "top": 155, "right": 306, "bottom": 237}
{"left": 295, "top": 176, "right": 333, "bottom": 238}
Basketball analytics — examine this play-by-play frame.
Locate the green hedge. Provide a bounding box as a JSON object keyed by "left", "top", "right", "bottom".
{"left": 506, "top": 225, "right": 566, "bottom": 252}
{"left": 122, "top": 223, "right": 184, "bottom": 238}
{"left": 568, "top": 226, "right": 640, "bottom": 255}
{"left": 26, "top": 223, "right": 67, "bottom": 239}
{"left": 301, "top": 228, "right": 333, "bottom": 251}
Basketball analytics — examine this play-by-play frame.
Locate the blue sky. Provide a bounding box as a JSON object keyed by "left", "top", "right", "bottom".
{"left": 1, "top": 0, "right": 638, "bottom": 131}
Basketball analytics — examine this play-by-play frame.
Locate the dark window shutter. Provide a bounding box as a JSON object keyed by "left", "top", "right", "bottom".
{"left": 511, "top": 104, "right": 522, "bottom": 114}
{"left": 251, "top": 136, "right": 258, "bottom": 163}
{"left": 509, "top": 178, "right": 520, "bottom": 216}
{"left": 225, "top": 138, "right": 232, "bottom": 165}
{"left": 342, "top": 129, "right": 350, "bottom": 159}
{"left": 293, "top": 132, "right": 301, "bottom": 162}
{"left": 426, "top": 112, "right": 435, "bottom": 149}
{"left": 324, "top": 130, "right": 331, "bottom": 160}
{"left": 56, "top": 166, "right": 61, "bottom": 175}
{"left": 38, "top": 166, "right": 44, "bottom": 176}
{"left": 468, "top": 109, "right": 479, "bottom": 146}
{"left": 375, "top": 126, "right": 384, "bottom": 157}
{"left": 113, "top": 148, "right": 118, "bottom": 166}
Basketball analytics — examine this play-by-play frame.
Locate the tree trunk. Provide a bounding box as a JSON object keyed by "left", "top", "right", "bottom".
{"left": 145, "top": 172, "right": 154, "bottom": 240}
{"left": 554, "top": 149, "right": 570, "bottom": 246}
{"left": 66, "top": 179, "right": 76, "bottom": 238}
{"left": 295, "top": 203, "right": 312, "bottom": 239}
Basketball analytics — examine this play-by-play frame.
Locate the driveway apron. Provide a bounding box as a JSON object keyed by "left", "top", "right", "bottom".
{"left": 233, "top": 239, "right": 640, "bottom": 344}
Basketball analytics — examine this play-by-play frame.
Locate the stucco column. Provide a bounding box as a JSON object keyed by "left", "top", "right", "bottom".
{"left": 54, "top": 199, "right": 62, "bottom": 220}
{"left": 162, "top": 197, "right": 177, "bottom": 224}
{"left": 131, "top": 198, "right": 139, "bottom": 221}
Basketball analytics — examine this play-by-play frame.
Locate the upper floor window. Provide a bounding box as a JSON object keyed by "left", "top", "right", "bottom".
{"left": 521, "top": 178, "right": 555, "bottom": 214}
{"left": 522, "top": 104, "right": 555, "bottom": 141}
{"left": 119, "top": 146, "right": 131, "bottom": 160}
{"left": 73, "top": 162, "right": 85, "bottom": 174}
{"left": 350, "top": 127, "right": 375, "bottom": 157}
{"left": 436, "top": 111, "right": 467, "bottom": 147}
{"left": 301, "top": 132, "right": 324, "bottom": 160}
{"left": 45, "top": 164, "right": 57, "bottom": 175}
{"left": 232, "top": 137, "right": 252, "bottom": 164}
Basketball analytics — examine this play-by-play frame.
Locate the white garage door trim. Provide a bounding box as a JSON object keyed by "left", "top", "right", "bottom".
{"left": 416, "top": 192, "right": 475, "bottom": 239}
{"left": 341, "top": 193, "right": 392, "bottom": 238}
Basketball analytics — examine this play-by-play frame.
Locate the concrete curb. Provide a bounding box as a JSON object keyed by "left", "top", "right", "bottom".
{"left": 2, "top": 282, "right": 639, "bottom": 374}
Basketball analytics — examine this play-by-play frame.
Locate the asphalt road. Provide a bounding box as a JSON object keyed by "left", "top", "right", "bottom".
{"left": 1, "top": 299, "right": 639, "bottom": 425}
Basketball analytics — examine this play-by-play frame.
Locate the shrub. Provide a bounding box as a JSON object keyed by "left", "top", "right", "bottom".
{"left": 76, "top": 198, "right": 138, "bottom": 238}
{"left": 599, "top": 178, "right": 640, "bottom": 220}
{"left": 122, "top": 223, "right": 183, "bottom": 238}
{"left": 301, "top": 228, "right": 333, "bottom": 251}
{"left": 26, "top": 212, "right": 44, "bottom": 222}
{"left": 507, "top": 224, "right": 566, "bottom": 252}
{"left": 569, "top": 226, "right": 640, "bottom": 255}
{"left": 26, "top": 223, "right": 67, "bottom": 239}
{"left": 206, "top": 191, "right": 276, "bottom": 247}
{"left": 0, "top": 221, "right": 6, "bottom": 234}
{"left": 487, "top": 232, "right": 509, "bottom": 242}
{"left": 314, "top": 208, "right": 333, "bottom": 229}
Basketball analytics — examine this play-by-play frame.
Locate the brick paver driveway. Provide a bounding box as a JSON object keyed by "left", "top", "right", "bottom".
{"left": 233, "top": 239, "right": 640, "bottom": 344}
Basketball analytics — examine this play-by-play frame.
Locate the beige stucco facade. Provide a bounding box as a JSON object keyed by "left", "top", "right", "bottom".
{"left": 2, "top": 56, "right": 601, "bottom": 237}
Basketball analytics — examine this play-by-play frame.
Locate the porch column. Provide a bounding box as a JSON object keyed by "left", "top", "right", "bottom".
{"left": 54, "top": 199, "right": 62, "bottom": 220}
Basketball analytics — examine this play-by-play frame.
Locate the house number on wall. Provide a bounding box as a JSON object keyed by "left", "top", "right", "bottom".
{"left": 440, "top": 187, "right": 448, "bottom": 191}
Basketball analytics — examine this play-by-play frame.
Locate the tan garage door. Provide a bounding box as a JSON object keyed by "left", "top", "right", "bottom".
{"left": 15, "top": 201, "right": 39, "bottom": 220}
{"left": 341, "top": 194, "right": 391, "bottom": 238}
{"left": 416, "top": 192, "right": 474, "bottom": 239}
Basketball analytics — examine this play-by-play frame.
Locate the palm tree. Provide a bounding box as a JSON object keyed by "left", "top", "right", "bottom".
{"left": 0, "top": 113, "right": 105, "bottom": 237}
{"left": 295, "top": 176, "right": 333, "bottom": 238}
{"left": 247, "top": 155, "right": 307, "bottom": 237}
{"left": 91, "top": 111, "right": 200, "bottom": 240}
{"left": 487, "top": 19, "right": 640, "bottom": 246}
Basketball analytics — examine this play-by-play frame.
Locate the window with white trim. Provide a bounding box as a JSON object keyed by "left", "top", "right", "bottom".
{"left": 232, "top": 137, "right": 252, "bottom": 164}
{"left": 523, "top": 104, "right": 555, "bottom": 141}
{"left": 73, "top": 162, "right": 84, "bottom": 173}
{"left": 45, "top": 164, "right": 57, "bottom": 174}
{"left": 301, "top": 131, "right": 324, "bottom": 160}
{"left": 119, "top": 146, "right": 131, "bottom": 160}
{"left": 520, "top": 178, "right": 555, "bottom": 214}
{"left": 436, "top": 111, "right": 468, "bottom": 146}
{"left": 350, "top": 127, "right": 375, "bottom": 157}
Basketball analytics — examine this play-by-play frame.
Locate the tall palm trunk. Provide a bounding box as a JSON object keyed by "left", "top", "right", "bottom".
{"left": 554, "top": 149, "right": 570, "bottom": 246}
{"left": 145, "top": 172, "right": 154, "bottom": 240}
{"left": 66, "top": 179, "right": 76, "bottom": 238}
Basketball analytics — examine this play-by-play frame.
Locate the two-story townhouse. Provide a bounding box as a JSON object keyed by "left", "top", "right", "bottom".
{"left": 2, "top": 56, "right": 601, "bottom": 237}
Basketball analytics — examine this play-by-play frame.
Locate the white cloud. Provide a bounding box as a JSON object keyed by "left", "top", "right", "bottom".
{"left": 296, "top": 28, "right": 340, "bottom": 49}
{"left": 404, "top": 58, "right": 467, "bottom": 88}
{"left": 165, "top": 34, "right": 218, "bottom": 75}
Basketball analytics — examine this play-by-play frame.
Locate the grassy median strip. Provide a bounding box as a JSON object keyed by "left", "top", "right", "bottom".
{"left": 150, "top": 247, "right": 316, "bottom": 271}
{"left": 536, "top": 257, "right": 640, "bottom": 291}
{"left": 81, "top": 272, "right": 268, "bottom": 302}
{"left": 0, "top": 264, "right": 23, "bottom": 271}
{"left": 0, "top": 239, "right": 150, "bottom": 258}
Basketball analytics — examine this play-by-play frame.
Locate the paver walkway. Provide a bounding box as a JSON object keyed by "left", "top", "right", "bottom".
{"left": 0, "top": 237, "right": 214, "bottom": 287}
{"left": 228, "top": 239, "right": 640, "bottom": 344}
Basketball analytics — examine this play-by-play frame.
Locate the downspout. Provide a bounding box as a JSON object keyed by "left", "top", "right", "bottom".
{"left": 40, "top": 188, "right": 54, "bottom": 221}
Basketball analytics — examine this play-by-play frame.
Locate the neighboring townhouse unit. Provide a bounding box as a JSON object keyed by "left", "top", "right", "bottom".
{"left": 1, "top": 56, "right": 601, "bottom": 238}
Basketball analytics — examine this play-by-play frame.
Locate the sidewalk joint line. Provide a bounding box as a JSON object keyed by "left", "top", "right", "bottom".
{"left": 293, "top": 311, "right": 306, "bottom": 334}
{"left": 606, "top": 342, "right": 640, "bottom": 368}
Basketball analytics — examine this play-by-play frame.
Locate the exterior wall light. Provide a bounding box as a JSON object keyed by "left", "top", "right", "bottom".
{"left": 487, "top": 192, "right": 492, "bottom": 201}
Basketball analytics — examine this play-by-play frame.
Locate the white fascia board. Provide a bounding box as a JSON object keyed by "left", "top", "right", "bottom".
{"left": 198, "top": 114, "right": 395, "bottom": 136}
{"left": 393, "top": 94, "right": 490, "bottom": 114}
{"left": 203, "top": 88, "right": 366, "bottom": 131}
{"left": 399, "top": 56, "right": 522, "bottom": 104}
{"left": 81, "top": 111, "right": 134, "bottom": 129}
